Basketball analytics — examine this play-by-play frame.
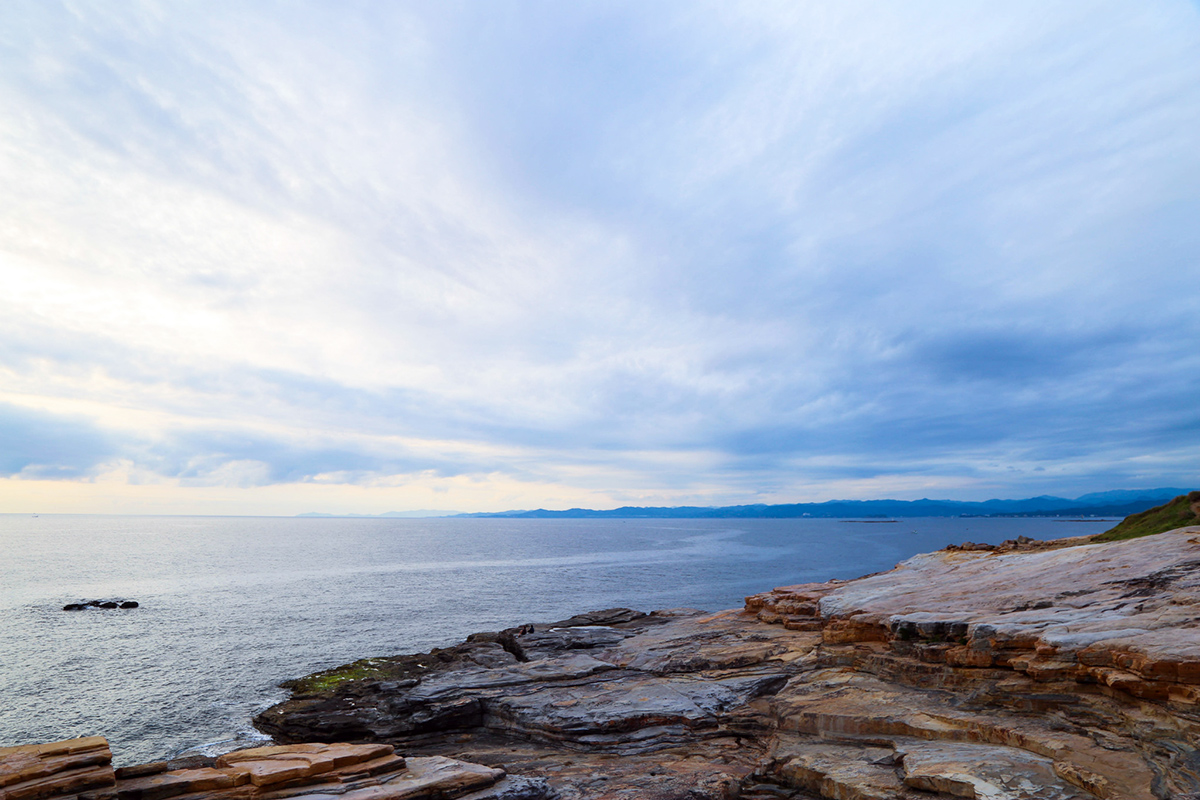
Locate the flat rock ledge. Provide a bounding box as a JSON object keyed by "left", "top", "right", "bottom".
{"left": 0, "top": 738, "right": 536, "bottom": 800}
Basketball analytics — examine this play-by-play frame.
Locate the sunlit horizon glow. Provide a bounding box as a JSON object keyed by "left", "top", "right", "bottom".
{"left": 2, "top": 2, "right": 1199, "bottom": 515}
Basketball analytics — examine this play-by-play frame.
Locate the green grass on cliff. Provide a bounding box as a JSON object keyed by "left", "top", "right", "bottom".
{"left": 1093, "top": 491, "right": 1200, "bottom": 542}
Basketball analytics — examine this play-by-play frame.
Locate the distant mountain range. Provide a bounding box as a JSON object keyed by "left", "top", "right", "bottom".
{"left": 297, "top": 489, "right": 1191, "bottom": 520}
{"left": 296, "top": 510, "right": 458, "bottom": 518}
{"left": 449, "top": 488, "right": 1192, "bottom": 520}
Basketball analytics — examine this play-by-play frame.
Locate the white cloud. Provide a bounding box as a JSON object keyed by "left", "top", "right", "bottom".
{"left": 0, "top": 1, "right": 1198, "bottom": 511}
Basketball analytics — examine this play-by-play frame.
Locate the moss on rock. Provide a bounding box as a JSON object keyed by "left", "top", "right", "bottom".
{"left": 282, "top": 657, "right": 406, "bottom": 695}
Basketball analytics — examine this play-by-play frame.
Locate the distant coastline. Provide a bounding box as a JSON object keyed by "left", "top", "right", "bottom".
{"left": 300, "top": 487, "right": 1187, "bottom": 520}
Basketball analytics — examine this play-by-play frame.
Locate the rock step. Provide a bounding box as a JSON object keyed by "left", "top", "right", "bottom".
{"left": 2, "top": 741, "right": 513, "bottom": 800}
{"left": 0, "top": 737, "right": 115, "bottom": 800}
{"left": 737, "top": 782, "right": 807, "bottom": 798}
{"left": 116, "top": 768, "right": 240, "bottom": 800}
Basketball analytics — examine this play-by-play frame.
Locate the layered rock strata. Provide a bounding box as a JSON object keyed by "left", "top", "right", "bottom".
{"left": 0, "top": 740, "right": 538, "bottom": 800}
{"left": 0, "top": 737, "right": 116, "bottom": 800}
{"left": 256, "top": 528, "right": 1200, "bottom": 799}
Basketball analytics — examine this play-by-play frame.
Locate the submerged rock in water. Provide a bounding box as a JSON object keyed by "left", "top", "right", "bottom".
{"left": 254, "top": 525, "right": 1200, "bottom": 799}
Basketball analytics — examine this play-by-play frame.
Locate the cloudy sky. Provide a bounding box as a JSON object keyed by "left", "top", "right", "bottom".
{"left": 1, "top": 2, "right": 1198, "bottom": 514}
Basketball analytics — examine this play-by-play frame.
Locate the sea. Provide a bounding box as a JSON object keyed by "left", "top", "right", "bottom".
{"left": 0, "top": 514, "right": 1117, "bottom": 765}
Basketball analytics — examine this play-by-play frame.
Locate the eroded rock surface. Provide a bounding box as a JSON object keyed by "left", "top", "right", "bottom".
{"left": 254, "top": 530, "right": 1200, "bottom": 799}
{"left": 0, "top": 737, "right": 116, "bottom": 800}
{"left": 1, "top": 741, "right": 524, "bottom": 800}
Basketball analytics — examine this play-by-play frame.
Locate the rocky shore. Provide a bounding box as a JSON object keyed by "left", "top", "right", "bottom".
{"left": 0, "top": 738, "right": 537, "bottom": 800}
{"left": 8, "top": 524, "right": 1200, "bottom": 799}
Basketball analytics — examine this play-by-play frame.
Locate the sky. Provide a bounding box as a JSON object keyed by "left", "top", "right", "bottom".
{"left": 1, "top": 1, "right": 1199, "bottom": 515}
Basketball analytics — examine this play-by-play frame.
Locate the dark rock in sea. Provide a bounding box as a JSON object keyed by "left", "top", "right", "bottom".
{"left": 62, "top": 599, "right": 139, "bottom": 610}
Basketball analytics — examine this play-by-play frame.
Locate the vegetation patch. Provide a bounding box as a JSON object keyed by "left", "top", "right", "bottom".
{"left": 279, "top": 639, "right": 497, "bottom": 696}
{"left": 1094, "top": 491, "right": 1200, "bottom": 542}
{"left": 283, "top": 656, "right": 426, "bottom": 695}
{"left": 284, "top": 658, "right": 388, "bottom": 694}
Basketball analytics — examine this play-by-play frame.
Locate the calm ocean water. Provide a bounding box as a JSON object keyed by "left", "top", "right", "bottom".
{"left": 0, "top": 514, "right": 1115, "bottom": 765}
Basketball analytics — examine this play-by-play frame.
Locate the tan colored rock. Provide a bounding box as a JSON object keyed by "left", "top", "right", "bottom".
{"left": 0, "top": 737, "right": 115, "bottom": 800}
{"left": 1, "top": 739, "right": 511, "bottom": 800}
{"left": 343, "top": 756, "right": 502, "bottom": 800}
{"left": 813, "top": 527, "right": 1200, "bottom": 692}
{"left": 768, "top": 666, "right": 1157, "bottom": 799}
{"left": 591, "top": 610, "right": 819, "bottom": 673}
{"left": 212, "top": 743, "right": 402, "bottom": 788}
{"left": 115, "top": 767, "right": 244, "bottom": 800}
{"left": 433, "top": 738, "right": 755, "bottom": 800}
{"left": 214, "top": 742, "right": 395, "bottom": 772}
{"left": 772, "top": 739, "right": 922, "bottom": 799}
{"left": 896, "top": 740, "right": 1092, "bottom": 799}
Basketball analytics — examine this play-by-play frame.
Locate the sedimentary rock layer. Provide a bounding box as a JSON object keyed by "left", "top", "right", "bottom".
{"left": 256, "top": 528, "right": 1200, "bottom": 799}
{"left": 0, "top": 741, "right": 536, "bottom": 800}
{"left": 0, "top": 737, "right": 115, "bottom": 800}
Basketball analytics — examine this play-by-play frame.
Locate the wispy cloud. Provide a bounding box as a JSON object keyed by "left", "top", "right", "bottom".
{"left": 1, "top": 1, "right": 1198, "bottom": 512}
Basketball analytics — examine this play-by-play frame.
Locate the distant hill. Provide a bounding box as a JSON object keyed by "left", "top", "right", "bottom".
{"left": 297, "top": 510, "right": 459, "bottom": 518}
{"left": 1094, "top": 491, "right": 1200, "bottom": 541}
{"left": 452, "top": 488, "right": 1191, "bottom": 519}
